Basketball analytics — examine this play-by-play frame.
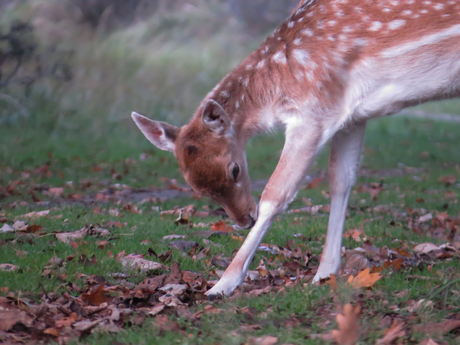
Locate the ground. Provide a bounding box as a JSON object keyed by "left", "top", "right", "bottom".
{"left": 0, "top": 111, "right": 459, "bottom": 345}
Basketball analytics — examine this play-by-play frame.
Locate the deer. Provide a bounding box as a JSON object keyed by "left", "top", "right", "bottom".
{"left": 132, "top": 0, "right": 460, "bottom": 298}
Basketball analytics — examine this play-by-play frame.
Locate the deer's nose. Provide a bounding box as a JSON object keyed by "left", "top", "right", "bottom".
{"left": 247, "top": 216, "right": 256, "bottom": 229}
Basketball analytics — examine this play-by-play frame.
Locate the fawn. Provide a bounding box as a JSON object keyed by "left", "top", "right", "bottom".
{"left": 132, "top": 0, "right": 460, "bottom": 297}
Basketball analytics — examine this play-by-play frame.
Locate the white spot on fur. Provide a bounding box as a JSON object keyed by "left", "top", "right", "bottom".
{"left": 420, "top": 9, "right": 428, "bottom": 14}
{"left": 293, "top": 38, "right": 302, "bottom": 45}
{"left": 295, "top": 71, "right": 304, "bottom": 81}
{"left": 388, "top": 19, "right": 406, "bottom": 30}
{"left": 256, "top": 59, "right": 265, "bottom": 69}
{"left": 301, "top": 28, "right": 314, "bottom": 36}
{"left": 272, "top": 50, "right": 287, "bottom": 64}
{"left": 434, "top": 3, "right": 444, "bottom": 10}
{"left": 261, "top": 46, "right": 269, "bottom": 54}
{"left": 383, "top": 8, "right": 391, "bottom": 13}
{"left": 368, "top": 21, "right": 383, "bottom": 31}
{"left": 288, "top": 21, "right": 295, "bottom": 28}
{"left": 243, "top": 78, "right": 249, "bottom": 87}
{"left": 246, "top": 64, "right": 253, "bottom": 70}
{"left": 327, "top": 20, "right": 336, "bottom": 26}
{"left": 423, "top": 0, "right": 431, "bottom": 4}
{"left": 293, "top": 49, "right": 310, "bottom": 65}
{"left": 402, "top": 10, "right": 412, "bottom": 15}
{"left": 235, "top": 101, "right": 240, "bottom": 109}
{"left": 220, "top": 91, "right": 230, "bottom": 98}
{"left": 241, "top": 94, "right": 245, "bottom": 102}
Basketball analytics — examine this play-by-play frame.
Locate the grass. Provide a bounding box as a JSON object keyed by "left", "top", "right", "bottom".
{"left": 1, "top": 115, "right": 460, "bottom": 344}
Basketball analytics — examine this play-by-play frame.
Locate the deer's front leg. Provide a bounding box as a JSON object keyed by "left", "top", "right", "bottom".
{"left": 313, "top": 121, "right": 366, "bottom": 283}
{"left": 206, "top": 124, "right": 321, "bottom": 298}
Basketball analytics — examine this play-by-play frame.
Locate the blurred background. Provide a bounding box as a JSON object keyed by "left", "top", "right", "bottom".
{"left": 0, "top": 0, "right": 299, "bottom": 131}
{"left": 1, "top": 0, "right": 459, "bottom": 188}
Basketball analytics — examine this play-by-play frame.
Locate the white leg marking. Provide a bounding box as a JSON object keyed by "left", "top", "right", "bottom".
{"left": 313, "top": 121, "right": 367, "bottom": 283}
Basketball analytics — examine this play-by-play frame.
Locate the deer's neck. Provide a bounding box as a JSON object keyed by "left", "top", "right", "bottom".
{"left": 193, "top": 0, "right": 460, "bottom": 142}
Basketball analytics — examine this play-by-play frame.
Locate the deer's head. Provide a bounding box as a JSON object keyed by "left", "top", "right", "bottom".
{"left": 132, "top": 100, "right": 257, "bottom": 229}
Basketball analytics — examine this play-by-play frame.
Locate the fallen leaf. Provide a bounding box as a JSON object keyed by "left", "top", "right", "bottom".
{"left": 0, "top": 224, "right": 14, "bottom": 233}
{"left": 418, "top": 213, "right": 433, "bottom": 223}
{"left": 413, "top": 243, "right": 440, "bottom": 254}
{"left": 162, "top": 234, "right": 186, "bottom": 240}
{"left": 256, "top": 259, "right": 268, "bottom": 277}
{"left": 347, "top": 268, "right": 382, "bottom": 288}
{"left": 328, "top": 274, "right": 338, "bottom": 292}
{"left": 148, "top": 304, "right": 165, "bottom": 316}
{"left": 119, "top": 254, "right": 167, "bottom": 271}
{"left": 12, "top": 220, "right": 28, "bottom": 231}
{"left": 43, "top": 327, "right": 59, "bottom": 336}
{"left": 18, "top": 210, "right": 50, "bottom": 218}
{"left": 413, "top": 319, "right": 460, "bottom": 336}
{"left": 56, "top": 227, "right": 88, "bottom": 243}
{"left": 419, "top": 339, "right": 439, "bottom": 345}
{"left": 331, "top": 303, "right": 361, "bottom": 345}
{"left": 249, "top": 335, "right": 278, "bottom": 345}
{"left": 159, "top": 284, "right": 187, "bottom": 295}
{"left": 210, "top": 220, "right": 233, "bottom": 232}
{"left": 0, "top": 309, "right": 33, "bottom": 331}
{"left": 376, "top": 319, "right": 405, "bottom": 344}
{"left": 0, "top": 264, "right": 19, "bottom": 272}
{"left": 81, "top": 283, "right": 110, "bottom": 306}
{"left": 48, "top": 187, "right": 64, "bottom": 196}
{"left": 438, "top": 175, "right": 456, "bottom": 185}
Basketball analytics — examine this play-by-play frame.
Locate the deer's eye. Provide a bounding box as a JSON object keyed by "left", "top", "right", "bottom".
{"left": 231, "top": 163, "right": 240, "bottom": 182}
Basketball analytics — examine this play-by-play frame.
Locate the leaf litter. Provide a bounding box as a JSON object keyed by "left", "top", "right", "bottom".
{"left": 1, "top": 168, "right": 460, "bottom": 344}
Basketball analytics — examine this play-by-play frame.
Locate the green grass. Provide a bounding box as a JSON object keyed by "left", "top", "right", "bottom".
{"left": 1, "top": 115, "right": 460, "bottom": 344}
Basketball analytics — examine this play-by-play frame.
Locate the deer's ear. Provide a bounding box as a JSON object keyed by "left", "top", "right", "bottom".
{"left": 131, "top": 112, "right": 180, "bottom": 152}
{"left": 201, "top": 99, "right": 230, "bottom": 134}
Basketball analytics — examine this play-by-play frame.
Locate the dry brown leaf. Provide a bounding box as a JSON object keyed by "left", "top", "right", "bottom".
{"left": 43, "top": 327, "right": 59, "bottom": 336}
{"left": 438, "top": 175, "right": 456, "bottom": 185}
{"left": 119, "top": 254, "right": 167, "bottom": 271}
{"left": 12, "top": 220, "right": 28, "bottom": 231}
{"left": 419, "top": 339, "right": 439, "bottom": 345}
{"left": 413, "top": 243, "right": 440, "bottom": 254}
{"left": 0, "top": 306, "right": 33, "bottom": 331}
{"left": 0, "top": 264, "right": 19, "bottom": 272}
{"left": 211, "top": 220, "right": 233, "bottom": 232}
{"left": 328, "top": 274, "right": 338, "bottom": 292}
{"left": 81, "top": 283, "right": 110, "bottom": 306}
{"left": 48, "top": 187, "right": 64, "bottom": 196}
{"left": 247, "top": 335, "right": 278, "bottom": 345}
{"left": 148, "top": 304, "right": 165, "bottom": 316}
{"left": 0, "top": 224, "right": 14, "bottom": 233}
{"left": 347, "top": 268, "right": 382, "bottom": 288}
{"left": 331, "top": 303, "right": 361, "bottom": 345}
{"left": 55, "top": 312, "right": 77, "bottom": 328}
{"left": 256, "top": 259, "right": 268, "bottom": 277}
{"left": 413, "top": 319, "right": 460, "bottom": 336}
{"left": 376, "top": 319, "right": 405, "bottom": 344}
{"left": 18, "top": 210, "right": 50, "bottom": 218}
{"left": 344, "top": 228, "right": 365, "bottom": 242}
{"left": 56, "top": 227, "right": 88, "bottom": 243}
